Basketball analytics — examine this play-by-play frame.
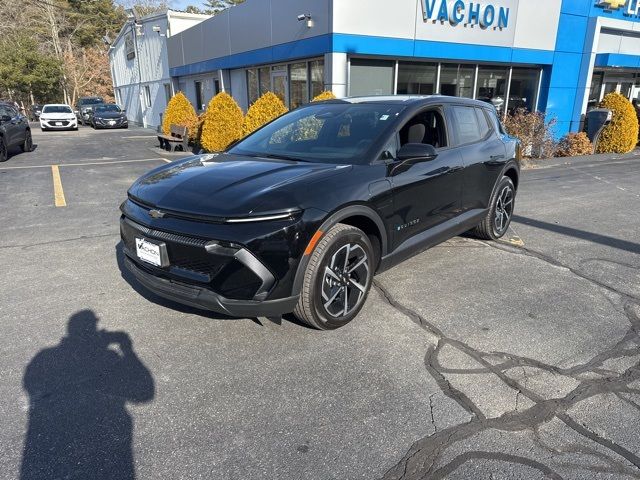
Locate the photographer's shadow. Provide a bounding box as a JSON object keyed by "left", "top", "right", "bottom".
{"left": 20, "top": 310, "right": 154, "bottom": 480}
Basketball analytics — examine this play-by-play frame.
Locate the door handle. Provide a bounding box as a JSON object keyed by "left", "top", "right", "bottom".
{"left": 490, "top": 155, "right": 505, "bottom": 160}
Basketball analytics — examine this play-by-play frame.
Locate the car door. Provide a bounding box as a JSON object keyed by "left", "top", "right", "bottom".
{"left": 388, "top": 106, "right": 464, "bottom": 249}
{"left": 0, "top": 105, "right": 22, "bottom": 147}
{"left": 449, "top": 105, "right": 507, "bottom": 212}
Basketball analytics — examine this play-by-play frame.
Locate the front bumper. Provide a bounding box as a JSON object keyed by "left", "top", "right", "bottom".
{"left": 41, "top": 119, "right": 77, "bottom": 129}
{"left": 124, "top": 256, "right": 298, "bottom": 317}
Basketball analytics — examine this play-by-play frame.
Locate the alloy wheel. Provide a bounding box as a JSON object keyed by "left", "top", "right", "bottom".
{"left": 494, "top": 185, "right": 514, "bottom": 234}
{"left": 321, "top": 243, "right": 370, "bottom": 318}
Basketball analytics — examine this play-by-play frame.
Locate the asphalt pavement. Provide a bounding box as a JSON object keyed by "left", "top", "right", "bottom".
{"left": 1, "top": 124, "right": 639, "bottom": 479}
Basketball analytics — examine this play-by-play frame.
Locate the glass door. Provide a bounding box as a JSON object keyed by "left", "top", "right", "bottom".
{"left": 271, "top": 70, "right": 289, "bottom": 107}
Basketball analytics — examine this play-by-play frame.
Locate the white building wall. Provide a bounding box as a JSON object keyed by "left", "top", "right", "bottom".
{"left": 109, "top": 10, "right": 208, "bottom": 129}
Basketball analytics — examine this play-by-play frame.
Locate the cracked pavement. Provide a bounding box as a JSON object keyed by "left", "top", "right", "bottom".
{"left": 1, "top": 128, "right": 639, "bottom": 479}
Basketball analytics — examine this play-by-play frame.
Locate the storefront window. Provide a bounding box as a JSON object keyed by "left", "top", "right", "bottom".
{"left": 589, "top": 72, "right": 604, "bottom": 109}
{"left": 439, "top": 64, "right": 474, "bottom": 98}
{"left": 509, "top": 68, "right": 539, "bottom": 113}
{"left": 397, "top": 62, "right": 436, "bottom": 95}
{"left": 475, "top": 66, "right": 508, "bottom": 114}
{"left": 247, "top": 68, "right": 259, "bottom": 105}
{"left": 349, "top": 59, "right": 394, "bottom": 96}
{"left": 310, "top": 60, "right": 324, "bottom": 98}
{"left": 290, "top": 62, "right": 308, "bottom": 109}
{"left": 259, "top": 67, "right": 270, "bottom": 95}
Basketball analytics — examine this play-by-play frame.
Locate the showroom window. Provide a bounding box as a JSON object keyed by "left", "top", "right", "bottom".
{"left": 475, "top": 66, "right": 509, "bottom": 114}
{"left": 397, "top": 62, "right": 437, "bottom": 95}
{"left": 509, "top": 68, "right": 540, "bottom": 113}
{"left": 290, "top": 62, "right": 308, "bottom": 109}
{"left": 439, "top": 64, "right": 475, "bottom": 98}
{"left": 310, "top": 60, "right": 324, "bottom": 99}
{"left": 247, "top": 69, "right": 259, "bottom": 105}
{"left": 349, "top": 59, "right": 394, "bottom": 96}
{"left": 259, "top": 67, "right": 270, "bottom": 96}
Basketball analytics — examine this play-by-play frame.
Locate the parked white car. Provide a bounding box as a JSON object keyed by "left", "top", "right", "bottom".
{"left": 40, "top": 104, "right": 78, "bottom": 131}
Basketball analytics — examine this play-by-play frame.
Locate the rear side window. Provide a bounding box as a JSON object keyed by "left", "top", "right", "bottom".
{"left": 451, "top": 106, "right": 482, "bottom": 145}
{"left": 476, "top": 108, "right": 492, "bottom": 138}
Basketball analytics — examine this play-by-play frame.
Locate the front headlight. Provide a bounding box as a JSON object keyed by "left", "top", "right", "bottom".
{"left": 225, "top": 210, "right": 302, "bottom": 223}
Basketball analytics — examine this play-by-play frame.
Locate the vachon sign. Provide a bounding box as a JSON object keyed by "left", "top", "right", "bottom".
{"left": 422, "top": 0, "right": 511, "bottom": 30}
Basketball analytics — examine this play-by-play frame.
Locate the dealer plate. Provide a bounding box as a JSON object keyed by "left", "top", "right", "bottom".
{"left": 55, "top": 122, "right": 62, "bottom": 126}
{"left": 109, "top": 120, "right": 116, "bottom": 125}
{"left": 135, "top": 237, "right": 165, "bottom": 267}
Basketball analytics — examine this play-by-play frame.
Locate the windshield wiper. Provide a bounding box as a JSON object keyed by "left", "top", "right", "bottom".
{"left": 261, "top": 153, "right": 309, "bottom": 162}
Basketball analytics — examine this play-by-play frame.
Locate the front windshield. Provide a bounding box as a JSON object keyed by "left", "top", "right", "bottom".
{"left": 96, "top": 105, "right": 121, "bottom": 113}
{"left": 43, "top": 105, "right": 72, "bottom": 114}
{"left": 82, "top": 98, "right": 104, "bottom": 105}
{"left": 229, "top": 103, "right": 405, "bottom": 164}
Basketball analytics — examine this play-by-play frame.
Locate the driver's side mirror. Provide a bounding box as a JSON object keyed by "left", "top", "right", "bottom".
{"left": 397, "top": 143, "right": 438, "bottom": 161}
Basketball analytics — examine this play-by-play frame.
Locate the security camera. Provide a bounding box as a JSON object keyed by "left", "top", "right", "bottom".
{"left": 297, "top": 14, "right": 308, "bottom": 21}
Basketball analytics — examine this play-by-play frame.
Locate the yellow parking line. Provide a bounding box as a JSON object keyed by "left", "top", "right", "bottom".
{"left": 51, "top": 165, "right": 66, "bottom": 207}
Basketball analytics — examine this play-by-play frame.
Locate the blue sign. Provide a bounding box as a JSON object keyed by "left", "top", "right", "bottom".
{"left": 422, "top": 0, "right": 510, "bottom": 29}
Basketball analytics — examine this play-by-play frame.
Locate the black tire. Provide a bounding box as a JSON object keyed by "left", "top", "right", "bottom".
{"left": 293, "top": 223, "right": 375, "bottom": 330}
{"left": 471, "top": 176, "right": 516, "bottom": 240}
{"left": 0, "top": 137, "right": 7, "bottom": 162}
{"left": 20, "top": 130, "right": 32, "bottom": 152}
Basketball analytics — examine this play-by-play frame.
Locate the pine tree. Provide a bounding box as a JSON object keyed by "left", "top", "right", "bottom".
{"left": 203, "top": 0, "right": 245, "bottom": 15}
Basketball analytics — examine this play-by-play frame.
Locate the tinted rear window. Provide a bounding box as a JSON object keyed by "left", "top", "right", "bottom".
{"left": 451, "top": 106, "right": 482, "bottom": 145}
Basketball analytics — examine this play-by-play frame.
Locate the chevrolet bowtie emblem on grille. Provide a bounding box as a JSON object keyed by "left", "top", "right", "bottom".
{"left": 597, "top": 0, "right": 627, "bottom": 10}
{"left": 149, "top": 209, "right": 165, "bottom": 218}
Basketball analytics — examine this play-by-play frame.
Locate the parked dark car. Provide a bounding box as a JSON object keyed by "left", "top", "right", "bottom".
{"left": 30, "top": 104, "right": 43, "bottom": 121}
{"left": 120, "top": 96, "right": 520, "bottom": 330}
{"left": 91, "top": 104, "right": 128, "bottom": 129}
{"left": 75, "top": 96, "right": 104, "bottom": 125}
{"left": 0, "top": 102, "right": 32, "bottom": 162}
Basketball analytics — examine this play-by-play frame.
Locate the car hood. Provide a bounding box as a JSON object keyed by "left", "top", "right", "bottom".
{"left": 95, "top": 112, "right": 124, "bottom": 119}
{"left": 128, "top": 153, "right": 352, "bottom": 218}
{"left": 41, "top": 113, "right": 74, "bottom": 120}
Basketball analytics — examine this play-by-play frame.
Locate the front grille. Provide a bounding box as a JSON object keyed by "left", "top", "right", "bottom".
{"left": 47, "top": 120, "right": 70, "bottom": 126}
{"left": 120, "top": 216, "right": 263, "bottom": 299}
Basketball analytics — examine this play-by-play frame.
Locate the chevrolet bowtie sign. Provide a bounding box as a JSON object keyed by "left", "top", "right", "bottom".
{"left": 596, "top": 0, "right": 640, "bottom": 15}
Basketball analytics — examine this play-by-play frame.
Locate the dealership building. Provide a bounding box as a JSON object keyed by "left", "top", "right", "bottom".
{"left": 110, "top": 0, "right": 640, "bottom": 138}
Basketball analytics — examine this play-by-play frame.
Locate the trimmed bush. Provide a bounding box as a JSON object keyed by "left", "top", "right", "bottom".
{"left": 312, "top": 90, "right": 336, "bottom": 102}
{"left": 555, "top": 132, "right": 593, "bottom": 157}
{"left": 162, "top": 92, "right": 199, "bottom": 141}
{"left": 503, "top": 108, "right": 556, "bottom": 159}
{"left": 596, "top": 92, "right": 639, "bottom": 154}
{"left": 200, "top": 92, "right": 244, "bottom": 152}
{"left": 242, "top": 91, "right": 288, "bottom": 136}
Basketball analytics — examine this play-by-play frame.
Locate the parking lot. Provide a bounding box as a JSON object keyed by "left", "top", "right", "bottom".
{"left": 1, "top": 124, "right": 640, "bottom": 479}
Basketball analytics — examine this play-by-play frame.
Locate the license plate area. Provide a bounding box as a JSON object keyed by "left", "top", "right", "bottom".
{"left": 55, "top": 122, "right": 62, "bottom": 126}
{"left": 135, "top": 237, "right": 169, "bottom": 268}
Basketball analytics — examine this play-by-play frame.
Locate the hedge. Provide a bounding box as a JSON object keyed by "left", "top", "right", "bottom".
{"left": 200, "top": 92, "right": 244, "bottom": 152}
{"left": 596, "top": 92, "right": 639, "bottom": 154}
{"left": 162, "top": 92, "right": 199, "bottom": 141}
{"left": 242, "top": 91, "right": 288, "bottom": 136}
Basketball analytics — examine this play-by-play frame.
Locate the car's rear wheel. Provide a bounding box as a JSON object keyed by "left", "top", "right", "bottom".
{"left": 471, "top": 176, "right": 516, "bottom": 240}
{"left": 294, "top": 223, "right": 374, "bottom": 330}
{"left": 20, "top": 130, "right": 32, "bottom": 152}
{"left": 0, "top": 137, "right": 7, "bottom": 162}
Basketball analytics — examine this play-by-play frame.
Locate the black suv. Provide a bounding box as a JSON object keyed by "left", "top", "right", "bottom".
{"left": 0, "top": 102, "right": 32, "bottom": 162}
{"left": 120, "top": 96, "right": 520, "bottom": 329}
{"left": 75, "top": 96, "right": 104, "bottom": 126}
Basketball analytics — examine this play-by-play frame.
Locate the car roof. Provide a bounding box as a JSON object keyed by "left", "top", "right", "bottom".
{"left": 321, "top": 95, "right": 493, "bottom": 109}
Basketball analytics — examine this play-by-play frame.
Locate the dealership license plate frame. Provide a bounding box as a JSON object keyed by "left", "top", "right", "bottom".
{"left": 135, "top": 237, "right": 169, "bottom": 268}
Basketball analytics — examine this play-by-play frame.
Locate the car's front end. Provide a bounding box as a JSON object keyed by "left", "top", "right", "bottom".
{"left": 94, "top": 112, "right": 128, "bottom": 129}
{"left": 40, "top": 108, "right": 77, "bottom": 130}
{"left": 119, "top": 155, "right": 343, "bottom": 317}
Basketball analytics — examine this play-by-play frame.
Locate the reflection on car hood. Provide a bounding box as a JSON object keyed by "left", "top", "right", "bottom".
{"left": 95, "top": 112, "right": 125, "bottom": 119}
{"left": 128, "top": 153, "right": 352, "bottom": 218}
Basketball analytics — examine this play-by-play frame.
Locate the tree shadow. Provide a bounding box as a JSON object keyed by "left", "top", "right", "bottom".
{"left": 20, "top": 310, "right": 155, "bottom": 480}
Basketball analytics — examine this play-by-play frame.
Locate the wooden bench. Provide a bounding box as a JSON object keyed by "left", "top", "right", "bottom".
{"left": 158, "top": 124, "right": 189, "bottom": 152}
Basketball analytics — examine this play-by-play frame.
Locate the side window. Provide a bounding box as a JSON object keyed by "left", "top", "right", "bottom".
{"left": 4, "top": 106, "right": 17, "bottom": 118}
{"left": 399, "top": 109, "right": 448, "bottom": 149}
{"left": 451, "top": 106, "right": 482, "bottom": 145}
{"left": 475, "top": 108, "right": 492, "bottom": 138}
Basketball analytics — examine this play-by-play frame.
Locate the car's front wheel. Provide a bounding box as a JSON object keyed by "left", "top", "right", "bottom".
{"left": 20, "top": 130, "right": 32, "bottom": 152}
{"left": 471, "top": 176, "right": 516, "bottom": 240}
{"left": 294, "top": 223, "right": 374, "bottom": 330}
